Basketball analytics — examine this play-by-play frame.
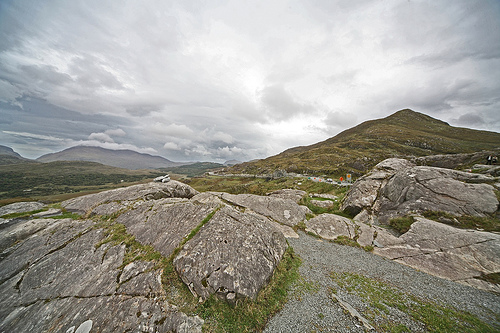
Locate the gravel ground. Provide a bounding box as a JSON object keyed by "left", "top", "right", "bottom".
{"left": 264, "top": 231, "right": 500, "bottom": 332}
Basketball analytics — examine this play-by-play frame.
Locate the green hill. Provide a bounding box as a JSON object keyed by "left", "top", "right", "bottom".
{"left": 229, "top": 109, "right": 500, "bottom": 177}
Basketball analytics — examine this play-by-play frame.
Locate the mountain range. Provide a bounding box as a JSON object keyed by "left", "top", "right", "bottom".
{"left": 35, "top": 146, "right": 182, "bottom": 170}
{"left": 228, "top": 109, "right": 500, "bottom": 176}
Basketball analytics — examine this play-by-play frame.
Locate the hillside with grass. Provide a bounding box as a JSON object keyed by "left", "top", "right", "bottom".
{"left": 229, "top": 109, "right": 500, "bottom": 177}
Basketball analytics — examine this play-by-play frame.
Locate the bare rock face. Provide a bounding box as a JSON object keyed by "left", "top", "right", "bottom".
{"left": 62, "top": 180, "right": 199, "bottom": 215}
{"left": 305, "top": 214, "right": 356, "bottom": 241}
{"left": 375, "top": 166, "right": 498, "bottom": 222}
{"left": 174, "top": 206, "right": 288, "bottom": 302}
{"left": 1, "top": 180, "right": 302, "bottom": 331}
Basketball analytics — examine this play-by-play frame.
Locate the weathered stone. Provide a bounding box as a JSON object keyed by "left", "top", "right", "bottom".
{"left": 32, "top": 208, "right": 62, "bottom": 218}
{"left": 174, "top": 206, "right": 287, "bottom": 301}
{"left": 310, "top": 199, "right": 334, "bottom": 208}
{"left": 62, "top": 180, "right": 198, "bottom": 215}
{"left": 272, "top": 222, "right": 299, "bottom": 238}
{"left": 267, "top": 189, "right": 306, "bottom": 203}
{"left": 0, "top": 202, "right": 45, "bottom": 217}
{"left": 310, "top": 193, "right": 338, "bottom": 200}
{"left": 0, "top": 210, "right": 203, "bottom": 332}
{"left": 219, "top": 193, "right": 309, "bottom": 227}
{"left": 343, "top": 158, "right": 499, "bottom": 224}
{"left": 191, "top": 191, "right": 224, "bottom": 205}
{"left": 413, "top": 150, "right": 500, "bottom": 170}
{"left": 116, "top": 198, "right": 218, "bottom": 258}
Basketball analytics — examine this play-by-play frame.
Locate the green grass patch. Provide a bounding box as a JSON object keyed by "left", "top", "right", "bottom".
{"left": 422, "top": 210, "right": 500, "bottom": 232}
{"left": 389, "top": 216, "right": 415, "bottom": 234}
{"left": 330, "top": 271, "right": 496, "bottom": 332}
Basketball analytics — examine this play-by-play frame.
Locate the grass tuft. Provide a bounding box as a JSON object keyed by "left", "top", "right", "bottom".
{"left": 389, "top": 216, "right": 415, "bottom": 234}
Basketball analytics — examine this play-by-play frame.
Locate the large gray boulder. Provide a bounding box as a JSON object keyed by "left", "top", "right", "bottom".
{"left": 174, "top": 206, "right": 288, "bottom": 303}
{"left": 116, "top": 198, "right": 218, "bottom": 258}
{"left": 267, "top": 189, "right": 306, "bottom": 203}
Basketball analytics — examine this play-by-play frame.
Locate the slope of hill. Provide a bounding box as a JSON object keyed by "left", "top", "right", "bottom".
{"left": 37, "top": 146, "right": 182, "bottom": 170}
{"left": 229, "top": 109, "right": 500, "bottom": 177}
{"left": 0, "top": 145, "right": 33, "bottom": 165}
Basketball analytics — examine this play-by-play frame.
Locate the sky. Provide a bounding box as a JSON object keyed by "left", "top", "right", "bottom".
{"left": 1, "top": 0, "right": 499, "bottom": 162}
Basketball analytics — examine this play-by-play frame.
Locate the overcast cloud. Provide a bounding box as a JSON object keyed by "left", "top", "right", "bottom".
{"left": 0, "top": 0, "right": 499, "bottom": 162}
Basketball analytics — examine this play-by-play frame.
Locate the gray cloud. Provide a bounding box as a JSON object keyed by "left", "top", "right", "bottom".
{"left": 0, "top": 0, "right": 499, "bottom": 162}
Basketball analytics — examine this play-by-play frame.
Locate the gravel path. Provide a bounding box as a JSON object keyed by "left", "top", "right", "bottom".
{"left": 264, "top": 231, "right": 500, "bottom": 332}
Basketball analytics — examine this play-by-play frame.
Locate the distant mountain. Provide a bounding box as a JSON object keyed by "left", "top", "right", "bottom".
{"left": 229, "top": 109, "right": 500, "bottom": 176}
{"left": 37, "top": 146, "right": 183, "bottom": 170}
{"left": 0, "top": 145, "right": 33, "bottom": 165}
{"left": 224, "top": 160, "right": 242, "bottom": 166}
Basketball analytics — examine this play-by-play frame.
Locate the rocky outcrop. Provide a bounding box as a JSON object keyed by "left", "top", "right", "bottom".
{"left": 413, "top": 150, "right": 500, "bottom": 170}
{"left": 342, "top": 158, "right": 498, "bottom": 224}
{"left": 1, "top": 181, "right": 306, "bottom": 331}
{"left": 374, "top": 166, "right": 498, "bottom": 222}
{"left": 267, "top": 189, "right": 306, "bottom": 203}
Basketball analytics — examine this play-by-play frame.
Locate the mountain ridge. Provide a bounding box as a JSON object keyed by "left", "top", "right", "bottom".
{"left": 229, "top": 109, "right": 500, "bottom": 176}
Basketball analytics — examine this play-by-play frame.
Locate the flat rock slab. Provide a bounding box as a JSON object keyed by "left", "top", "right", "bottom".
{"left": 0, "top": 214, "right": 203, "bottom": 332}
{"left": 62, "top": 180, "right": 199, "bottom": 215}
{"left": 174, "top": 206, "right": 288, "bottom": 302}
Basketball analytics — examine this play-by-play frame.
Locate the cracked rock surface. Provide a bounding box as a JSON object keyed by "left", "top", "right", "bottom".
{"left": 174, "top": 206, "right": 288, "bottom": 302}
{"left": 0, "top": 217, "right": 202, "bottom": 332}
